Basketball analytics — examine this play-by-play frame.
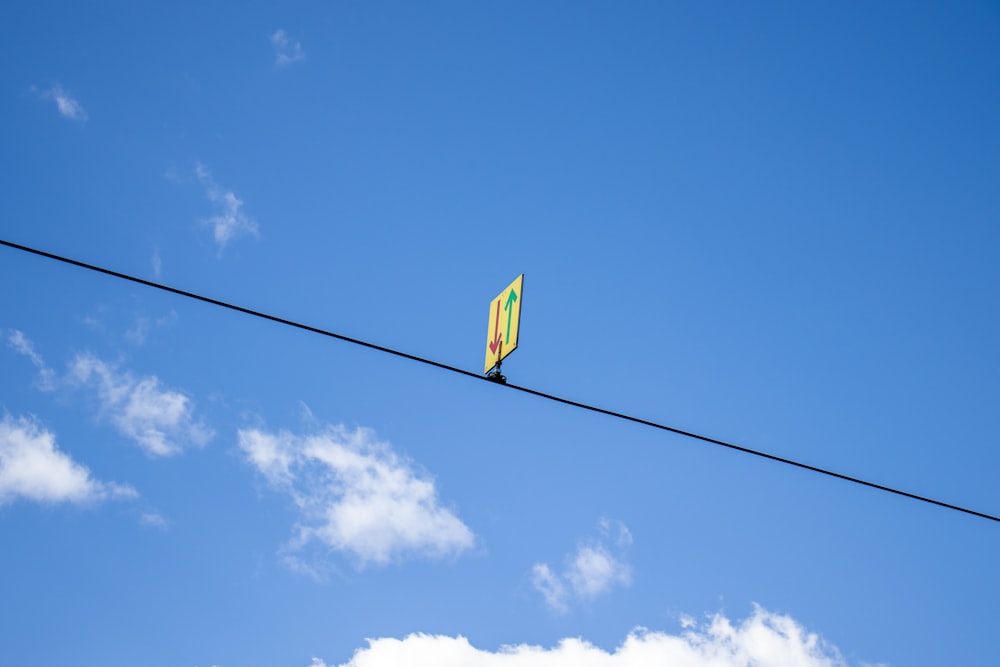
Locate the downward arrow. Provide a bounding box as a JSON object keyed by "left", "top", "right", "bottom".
{"left": 488, "top": 297, "right": 502, "bottom": 354}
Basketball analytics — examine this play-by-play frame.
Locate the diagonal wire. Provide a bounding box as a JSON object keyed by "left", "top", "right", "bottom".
{"left": 2, "top": 237, "right": 997, "bottom": 524}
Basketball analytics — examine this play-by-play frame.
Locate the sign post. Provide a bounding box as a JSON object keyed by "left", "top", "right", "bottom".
{"left": 484, "top": 274, "right": 523, "bottom": 381}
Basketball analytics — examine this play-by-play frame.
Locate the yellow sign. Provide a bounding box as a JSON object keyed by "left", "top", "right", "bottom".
{"left": 484, "top": 274, "right": 524, "bottom": 373}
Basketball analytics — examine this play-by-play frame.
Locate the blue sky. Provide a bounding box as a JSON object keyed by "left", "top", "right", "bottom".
{"left": 1, "top": 2, "right": 999, "bottom": 666}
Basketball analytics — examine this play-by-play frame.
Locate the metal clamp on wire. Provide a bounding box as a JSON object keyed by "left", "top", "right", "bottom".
{"left": 485, "top": 364, "right": 506, "bottom": 384}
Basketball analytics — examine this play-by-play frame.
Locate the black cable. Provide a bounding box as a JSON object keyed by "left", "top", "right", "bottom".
{"left": 504, "top": 381, "right": 1000, "bottom": 522}
{"left": 0, "top": 239, "right": 482, "bottom": 381}
{"left": 2, "top": 237, "right": 997, "bottom": 524}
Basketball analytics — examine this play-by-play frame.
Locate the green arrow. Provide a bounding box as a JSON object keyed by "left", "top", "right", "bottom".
{"left": 503, "top": 288, "right": 518, "bottom": 344}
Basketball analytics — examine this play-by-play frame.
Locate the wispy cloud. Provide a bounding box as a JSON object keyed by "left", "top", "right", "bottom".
{"left": 239, "top": 423, "right": 474, "bottom": 568}
{"left": 532, "top": 518, "right": 632, "bottom": 613}
{"left": 151, "top": 248, "right": 162, "bottom": 279}
{"left": 124, "top": 311, "right": 175, "bottom": 347}
{"left": 36, "top": 83, "right": 88, "bottom": 121}
{"left": 531, "top": 563, "right": 569, "bottom": 613}
{"left": 139, "top": 511, "right": 170, "bottom": 529}
{"left": 6, "top": 329, "right": 56, "bottom": 390}
{"left": 281, "top": 554, "right": 334, "bottom": 583}
{"left": 0, "top": 414, "right": 136, "bottom": 506}
{"left": 68, "top": 353, "right": 213, "bottom": 457}
{"left": 5, "top": 333, "right": 209, "bottom": 456}
{"left": 271, "top": 29, "right": 305, "bottom": 67}
{"left": 310, "top": 605, "right": 853, "bottom": 667}
{"left": 195, "top": 163, "right": 259, "bottom": 254}
{"left": 124, "top": 317, "right": 151, "bottom": 346}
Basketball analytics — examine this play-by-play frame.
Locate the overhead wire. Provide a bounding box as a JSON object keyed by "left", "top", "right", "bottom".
{"left": 2, "top": 237, "right": 997, "bottom": 525}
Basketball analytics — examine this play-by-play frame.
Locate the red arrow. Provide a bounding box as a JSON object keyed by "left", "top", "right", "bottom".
{"left": 488, "top": 298, "right": 502, "bottom": 354}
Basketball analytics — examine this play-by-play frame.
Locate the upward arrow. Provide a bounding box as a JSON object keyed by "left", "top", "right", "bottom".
{"left": 503, "top": 288, "right": 518, "bottom": 344}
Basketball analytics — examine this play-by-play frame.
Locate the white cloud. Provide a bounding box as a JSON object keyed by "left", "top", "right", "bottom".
{"left": 532, "top": 519, "right": 632, "bottom": 612}
{"left": 239, "top": 423, "right": 474, "bottom": 567}
{"left": 312, "top": 606, "right": 853, "bottom": 667}
{"left": 195, "top": 163, "right": 259, "bottom": 254}
{"left": 272, "top": 29, "right": 305, "bottom": 67}
{"left": 0, "top": 414, "right": 136, "bottom": 506}
{"left": 69, "top": 353, "right": 213, "bottom": 457}
{"left": 566, "top": 545, "right": 631, "bottom": 598}
{"left": 6, "top": 329, "right": 56, "bottom": 390}
{"left": 37, "top": 83, "right": 88, "bottom": 121}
